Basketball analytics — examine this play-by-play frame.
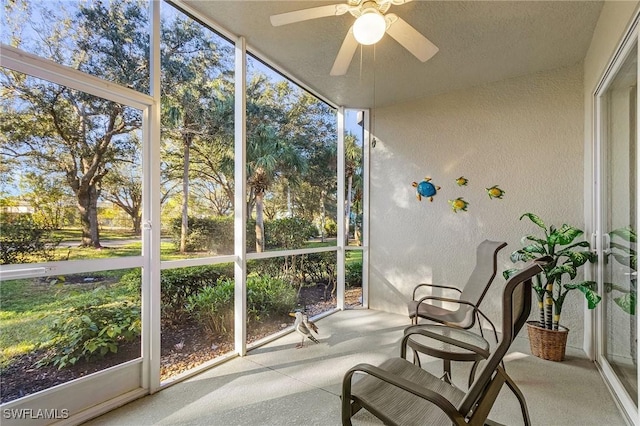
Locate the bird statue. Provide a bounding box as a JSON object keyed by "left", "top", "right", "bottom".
{"left": 290, "top": 311, "right": 319, "bottom": 348}
{"left": 303, "top": 313, "right": 319, "bottom": 335}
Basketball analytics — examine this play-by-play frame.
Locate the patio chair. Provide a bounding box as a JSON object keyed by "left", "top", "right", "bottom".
{"left": 341, "top": 257, "right": 551, "bottom": 426}
{"left": 408, "top": 239, "right": 507, "bottom": 341}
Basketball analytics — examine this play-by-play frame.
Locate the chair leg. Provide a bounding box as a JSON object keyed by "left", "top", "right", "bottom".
{"left": 502, "top": 369, "right": 531, "bottom": 426}
{"left": 412, "top": 348, "right": 422, "bottom": 367}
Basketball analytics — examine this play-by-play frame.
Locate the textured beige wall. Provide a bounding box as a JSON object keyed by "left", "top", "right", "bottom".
{"left": 368, "top": 64, "right": 587, "bottom": 347}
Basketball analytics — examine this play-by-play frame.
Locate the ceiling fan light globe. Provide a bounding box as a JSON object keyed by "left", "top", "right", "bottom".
{"left": 353, "top": 11, "right": 386, "bottom": 45}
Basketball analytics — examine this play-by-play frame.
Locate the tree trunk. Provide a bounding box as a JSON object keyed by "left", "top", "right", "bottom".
{"left": 255, "top": 190, "right": 265, "bottom": 252}
{"left": 320, "top": 190, "right": 326, "bottom": 243}
{"left": 180, "top": 136, "right": 191, "bottom": 253}
{"left": 77, "top": 184, "right": 102, "bottom": 248}
{"left": 132, "top": 213, "right": 142, "bottom": 235}
{"left": 345, "top": 175, "right": 353, "bottom": 246}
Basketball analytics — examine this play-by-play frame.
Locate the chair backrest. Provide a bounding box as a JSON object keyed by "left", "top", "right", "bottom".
{"left": 458, "top": 257, "right": 551, "bottom": 416}
{"left": 450, "top": 240, "right": 507, "bottom": 325}
{"left": 459, "top": 240, "right": 508, "bottom": 305}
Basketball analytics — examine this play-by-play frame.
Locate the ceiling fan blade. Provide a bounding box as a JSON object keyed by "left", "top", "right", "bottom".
{"left": 330, "top": 27, "right": 358, "bottom": 76}
{"left": 385, "top": 13, "right": 438, "bottom": 62}
{"left": 270, "top": 4, "right": 350, "bottom": 27}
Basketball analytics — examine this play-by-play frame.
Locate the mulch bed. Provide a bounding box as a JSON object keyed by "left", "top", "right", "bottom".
{"left": 0, "top": 287, "right": 362, "bottom": 404}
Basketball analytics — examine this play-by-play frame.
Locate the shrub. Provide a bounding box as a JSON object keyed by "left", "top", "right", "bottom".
{"left": 186, "top": 275, "right": 296, "bottom": 339}
{"left": 323, "top": 217, "right": 337, "bottom": 237}
{"left": 0, "top": 214, "right": 61, "bottom": 264}
{"left": 169, "top": 216, "right": 256, "bottom": 253}
{"left": 264, "top": 217, "right": 317, "bottom": 249}
{"left": 161, "top": 265, "right": 233, "bottom": 324}
{"left": 38, "top": 295, "right": 141, "bottom": 369}
{"left": 185, "top": 279, "right": 235, "bottom": 337}
{"left": 247, "top": 257, "right": 287, "bottom": 281}
{"left": 120, "top": 265, "right": 234, "bottom": 325}
{"left": 345, "top": 260, "right": 363, "bottom": 288}
{"left": 247, "top": 275, "right": 297, "bottom": 319}
{"left": 302, "top": 252, "right": 337, "bottom": 285}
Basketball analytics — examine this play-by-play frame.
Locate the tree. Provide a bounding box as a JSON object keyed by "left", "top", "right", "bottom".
{"left": 19, "top": 172, "right": 73, "bottom": 229}
{"left": 344, "top": 133, "right": 362, "bottom": 245}
{"left": 1, "top": 0, "right": 147, "bottom": 247}
{"left": 101, "top": 162, "right": 143, "bottom": 234}
{"left": 247, "top": 124, "right": 306, "bottom": 252}
{"left": 160, "top": 12, "right": 228, "bottom": 253}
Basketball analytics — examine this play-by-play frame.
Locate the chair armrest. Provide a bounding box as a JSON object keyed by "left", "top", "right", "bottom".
{"left": 412, "top": 283, "right": 462, "bottom": 300}
{"left": 401, "top": 326, "right": 491, "bottom": 359}
{"left": 342, "top": 362, "right": 466, "bottom": 426}
{"left": 409, "top": 298, "right": 500, "bottom": 345}
{"left": 414, "top": 295, "right": 475, "bottom": 309}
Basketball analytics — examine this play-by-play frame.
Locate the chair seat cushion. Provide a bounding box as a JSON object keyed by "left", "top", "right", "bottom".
{"left": 351, "top": 358, "right": 465, "bottom": 425}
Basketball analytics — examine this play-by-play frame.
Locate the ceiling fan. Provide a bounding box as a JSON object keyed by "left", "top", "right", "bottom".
{"left": 269, "top": 0, "right": 439, "bottom": 76}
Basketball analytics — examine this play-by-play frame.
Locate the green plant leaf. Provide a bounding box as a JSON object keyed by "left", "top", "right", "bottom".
{"left": 523, "top": 235, "right": 547, "bottom": 247}
{"left": 614, "top": 293, "right": 637, "bottom": 315}
{"left": 510, "top": 250, "right": 540, "bottom": 263}
{"left": 563, "top": 251, "right": 596, "bottom": 267}
{"left": 558, "top": 241, "right": 590, "bottom": 252}
{"left": 549, "top": 264, "right": 577, "bottom": 280}
{"left": 610, "top": 241, "right": 633, "bottom": 253}
{"left": 520, "top": 213, "right": 546, "bottom": 230}
{"left": 564, "top": 281, "right": 601, "bottom": 309}
{"left": 553, "top": 224, "right": 583, "bottom": 246}
{"left": 503, "top": 268, "right": 519, "bottom": 280}
{"left": 610, "top": 226, "right": 637, "bottom": 243}
{"left": 521, "top": 243, "right": 546, "bottom": 255}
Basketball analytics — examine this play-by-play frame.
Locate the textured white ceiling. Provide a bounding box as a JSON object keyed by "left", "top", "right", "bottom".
{"left": 183, "top": 1, "right": 603, "bottom": 108}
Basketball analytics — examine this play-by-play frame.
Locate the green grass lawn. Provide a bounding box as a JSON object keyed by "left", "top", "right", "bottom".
{"left": 53, "top": 228, "right": 140, "bottom": 241}
{"left": 346, "top": 249, "right": 362, "bottom": 265}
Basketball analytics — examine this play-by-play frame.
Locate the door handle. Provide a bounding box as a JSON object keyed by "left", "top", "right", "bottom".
{"left": 623, "top": 272, "right": 638, "bottom": 276}
{"left": 602, "top": 233, "right": 611, "bottom": 255}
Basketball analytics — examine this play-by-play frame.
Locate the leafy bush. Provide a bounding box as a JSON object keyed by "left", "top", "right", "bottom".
{"left": 38, "top": 295, "right": 141, "bottom": 369}
{"left": 169, "top": 216, "right": 256, "bottom": 253}
{"left": 0, "top": 214, "right": 61, "bottom": 264}
{"left": 169, "top": 216, "right": 318, "bottom": 253}
{"left": 323, "top": 217, "right": 337, "bottom": 237}
{"left": 247, "top": 252, "right": 337, "bottom": 294}
{"left": 161, "top": 265, "right": 233, "bottom": 324}
{"left": 185, "top": 279, "right": 235, "bottom": 336}
{"left": 186, "top": 275, "right": 296, "bottom": 339}
{"left": 247, "top": 257, "right": 287, "bottom": 281}
{"left": 246, "top": 275, "right": 297, "bottom": 319}
{"left": 345, "top": 260, "right": 363, "bottom": 288}
{"left": 120, "top": 265, "right": 234, "bottom": 324}
{"left": 301, "top": 252, "right": 337, "bottom": 285}
{"left": 264, "top": 217, "right": 317, "bottom": 249}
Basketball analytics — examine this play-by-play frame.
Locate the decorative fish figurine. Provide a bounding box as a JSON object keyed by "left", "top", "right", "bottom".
{"left": 412, "top": 177, "right": 441, "bottom": 202}
{"left": 455, "top": 176, "right": 469, "bottom": 186}
{"left": 448, "top": 197, "right": 469, "bottom": 212}
{"left": 486, "top": 185, "right": 505, "bottom": 199}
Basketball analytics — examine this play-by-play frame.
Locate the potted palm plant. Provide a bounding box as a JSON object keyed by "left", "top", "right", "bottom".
{"left": 505, "top": 213, "right": 601, "bottom": 361}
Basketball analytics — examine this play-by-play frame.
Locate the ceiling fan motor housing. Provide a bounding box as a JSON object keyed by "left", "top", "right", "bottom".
{"left": 348, "top": 0, "right": 392, "bottom": 18}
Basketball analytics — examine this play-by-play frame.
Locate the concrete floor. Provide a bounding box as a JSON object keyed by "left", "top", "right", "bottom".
{"left": 84, "top": 309, "right": 627, "bottom": 426}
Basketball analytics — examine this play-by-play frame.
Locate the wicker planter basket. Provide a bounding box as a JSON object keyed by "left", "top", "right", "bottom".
{"left": 526, "top": 321, "right": 569, "bottom": 361}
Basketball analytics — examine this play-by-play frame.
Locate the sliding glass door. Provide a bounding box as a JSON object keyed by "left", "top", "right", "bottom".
{"left": 596, "top": 29, "right": 639, "bottom": 425}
